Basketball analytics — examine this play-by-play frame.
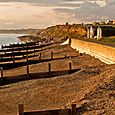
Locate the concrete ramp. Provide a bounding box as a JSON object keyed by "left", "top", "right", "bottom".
{"left": 61, "top": 38, "right": 70, "bottom": 45}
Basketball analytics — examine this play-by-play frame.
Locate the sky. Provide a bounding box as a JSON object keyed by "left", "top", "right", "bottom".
{"left": 0, "top": 0, "right": 115, "bottom": 29}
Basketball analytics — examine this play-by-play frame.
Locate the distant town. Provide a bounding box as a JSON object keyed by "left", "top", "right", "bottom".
{"left": 92, "top": 19, "right": 115, "bottom": 25}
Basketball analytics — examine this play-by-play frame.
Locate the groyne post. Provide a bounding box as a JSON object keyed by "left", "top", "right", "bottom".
{"left": 19, "top": 104, "right": 24, "bottom": 115}
{"left": 69, "top": 38, "right": 71, "bottom": 45}
{"left": 48, "top": 63, "right": 51, "bottom": 77}
{"left": 11, "top": 48, "right": 13, "bottom": 58}
{"left": 34, "top": 48, "right": 35, "bottom": 52}
{"left": 69, "top": 62, "right": 72, "bottom": 73}
{"left": 13, "top": 55, "right": 15, "bottom": 67}
{"left": 0, "top": 67, "right": 3, "bottom": 78}
{"left": 26, "top": 54, "right": 29, "bottom": 78}
{"left": 4, "top": 51, "right": 6, "bottom": 55}
{"left": 26, "top": 51, "right": 29, "bottom": 62}
{"left": 65, "top": 55, "right": 67, "bottom": 58}
{"left": 26, "top": 64, "right": 29, "bottom": 78}
{"left": 34, "top": 48, "right": 36, "bottom": 56}
{"left": 22, "top": 46, "right": 24, "bottom": 57}
{"left": 1, "top": 45, "right": 3, "bottom": 50}
{"left": 0, "top": 67, "right": 3, "bottom": 85}
{"left": 39, "top": 53, "right": 41, "bottom": 61}
{"left": 71, "top": 104, "right": 76, "bottom": 115}
{"left": 1, "top": 56, "right": 3, "bottom": 60}
{"left": 18, "top": 43, "right": 20, "bottom": 52}
{"left": 51, "top": 52, "right": 53, "bottom": 60}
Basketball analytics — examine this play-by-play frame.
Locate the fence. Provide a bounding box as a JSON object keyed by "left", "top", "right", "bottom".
{"left": 18, "top": 104, "right": 79, "bottom": 115}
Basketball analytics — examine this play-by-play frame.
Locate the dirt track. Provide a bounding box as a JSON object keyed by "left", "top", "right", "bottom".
{"left": 0, "top": 44, "right": 115, "bottom": 115}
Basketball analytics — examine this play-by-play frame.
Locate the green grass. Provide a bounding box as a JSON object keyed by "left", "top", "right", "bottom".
{"left": 101, "top": 36, "right": 115, "bottom": 43}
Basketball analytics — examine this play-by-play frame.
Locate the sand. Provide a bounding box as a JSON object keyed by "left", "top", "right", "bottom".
{"left": 0, "top": 44, "right": 115, "bottom": 115}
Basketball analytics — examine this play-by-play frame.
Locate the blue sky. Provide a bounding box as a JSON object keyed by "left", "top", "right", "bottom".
{"left": 0, "top": 0, "right": 114, "bottom": 29}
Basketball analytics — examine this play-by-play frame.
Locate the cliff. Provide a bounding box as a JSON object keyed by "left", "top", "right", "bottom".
{"left": 36, "top": 24, "right": 86, "bottom": 42}
{"left": 19, "top": 24, "right": 87, "bottom": 42}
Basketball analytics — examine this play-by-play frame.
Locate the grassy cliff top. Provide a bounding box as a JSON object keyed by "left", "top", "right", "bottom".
{"left": 36, "top": 24, "right": 87, "bottom": 42}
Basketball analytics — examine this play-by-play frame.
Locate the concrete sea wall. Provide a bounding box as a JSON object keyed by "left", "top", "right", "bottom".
{"left": 71, "top": 39, "right": 115, "bottom": 64}
{"left": 62, "top": 38, "right": 115, "bottom": 64}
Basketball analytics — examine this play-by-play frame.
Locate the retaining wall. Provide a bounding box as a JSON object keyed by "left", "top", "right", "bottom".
{"left": 63, "top": 38, "right": 115, "bottom": 64}
{"left": 71, "top": 39, "right": 115, "bottom": 64}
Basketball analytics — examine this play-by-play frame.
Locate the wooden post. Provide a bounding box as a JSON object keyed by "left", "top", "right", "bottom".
{"left": 0, "top": 67, "right": 3, "bottom": 77}
{"left": 19, "top": 104, "right": 24, "bottom": 115}
{"left": 26, "top": 49, "right": 28, "bottom": 54}
{"left": 51, "top": 52, "right": 53, "bottom": 60}
{"left": 22, "top": 46, "right": 24, "bottom": 50}
{"left": 1, "top": 45, "right": 3, "bottom": 50}
{"left": 34, "top": 48, "right": 35, "bottom": 52}
{"left": 39, "top": 53, "right": 41, "bottom": 61}
{"left": 1, "top": 56, "right": 2, "bottom": 60}
{"left": 26, "top": 54, "right": 29, "bottom": 78}
{"left": 71, "top": 104, "right": 76, "bottom": 115}
{"left": 26, "top": 64, "right": 29, "bottom": 77}
{"left": 22, "top": 52, "right": 24, "bottom": 58}
{"left": 26, "top": 54, "right": 28, "bottom": 63}
{"left": 65, "top": 55, "right": 67, "bottom": 58}
{"left": 0, "top": 67, "right": 3, "bottom": 85}
{"left": 4, "top": 51, "right": 6, "bottom": 55}
{"left": 69, "top": 62, "right": 72, "bottom": 73}
{"left": 18, "top": 44, "right": 20, "bottom": 52}
{"left": 13, "top": 55, "right": 15, "bottom": 67}
{"left": 22, "top": 46, "right": 24, "bottom": 57}
{"left": 34, "top": 48, "right": 36, "bottom": 56}
{"left": 11, "top": 50, "right": 13, "bottom": 59}
{"left": 48, "top": 63, "right": 51, "bottom": 77}
{"left": 34, "top": 53, "right": 36, "bottom": 57}
{"left": 69, "top": 38, "right": 71, "bottom": 45}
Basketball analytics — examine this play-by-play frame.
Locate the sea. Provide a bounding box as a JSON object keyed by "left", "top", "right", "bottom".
{"left": 0, "top": 34, "right": 25, "bottom": 48}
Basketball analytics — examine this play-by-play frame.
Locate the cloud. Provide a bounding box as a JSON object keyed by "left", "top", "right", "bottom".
{"left": 0, "top": 0, "right": 109, "bottom": 9}
{"left": 0, "top": 0, "right": 62, "bottom": 3}
{"left": 0, "top": 0, "right": 114, "bottom": 29}
{"left": 54, "top": 1, "right": 115, "bottom": 22}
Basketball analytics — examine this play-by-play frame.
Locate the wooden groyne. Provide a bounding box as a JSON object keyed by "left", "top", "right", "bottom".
{"left": 0, "top": 55, "right": 80, "bottom": 85}
{"left": 0, "top": 42, "right": 53, "bottom": 64}
{"left": 0, "top": 42, "right": 52, "bottom": 52}
{"left": 0, "top": 41, "right": 81, "bottom": 86}
{"left": 18, "top": 104, "right": 80, "bottom": 115}
{"left": 1, "top": 41, "right": 38, "bottom": 49}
